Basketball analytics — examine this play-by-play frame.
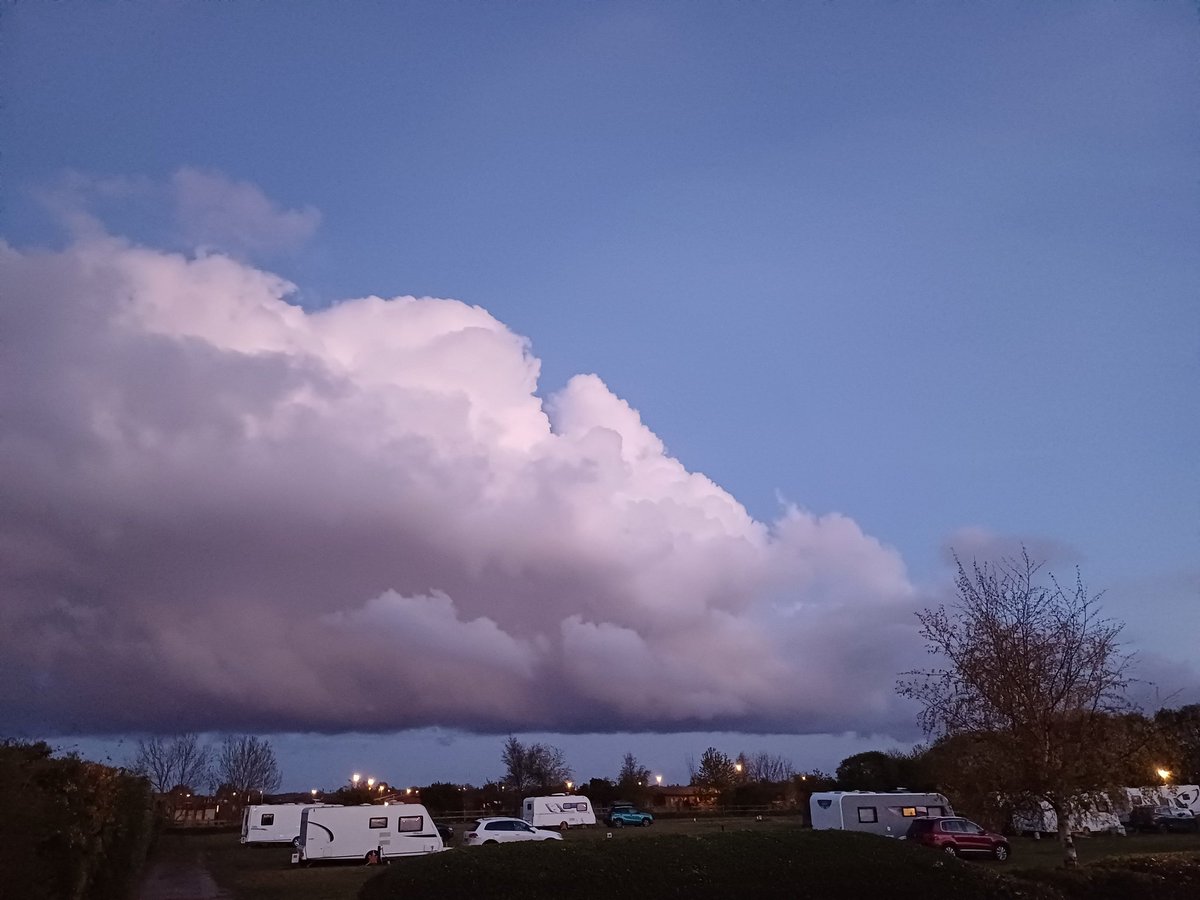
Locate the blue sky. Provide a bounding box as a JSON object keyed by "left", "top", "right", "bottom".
{"left": 2, "top": 2, "right": 1197, "bottom": 790}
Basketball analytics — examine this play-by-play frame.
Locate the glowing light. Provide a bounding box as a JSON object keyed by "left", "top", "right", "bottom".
{"left": 1157, "top": 768, "right": 1172, "bottom": 782}
{"left": 367, "top": 778, "right": 376, "bottom": 788}
{"left": 352, "top": 773, "right": 361, "bottom": 784}
{"left": 656, "top": 775, "right": 662, "bottom": 785}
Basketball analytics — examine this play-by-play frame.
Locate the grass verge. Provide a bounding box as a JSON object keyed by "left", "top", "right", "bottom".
{"left": 359, "top": 829, "right": 1054, "bottom": 900}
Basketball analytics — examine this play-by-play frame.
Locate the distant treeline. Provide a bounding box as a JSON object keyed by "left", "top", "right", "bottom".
{"left": 0, "top": 740, "right": 155, "bottom": 900}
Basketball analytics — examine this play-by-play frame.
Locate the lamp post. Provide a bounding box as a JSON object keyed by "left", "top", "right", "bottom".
{"left": 1157, "top": 768, "right": 1172, "bottom": 784}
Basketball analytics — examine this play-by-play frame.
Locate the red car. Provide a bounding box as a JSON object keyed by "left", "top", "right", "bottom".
{"left": 904, "top": 816, "right": 1011, "bottom": 861}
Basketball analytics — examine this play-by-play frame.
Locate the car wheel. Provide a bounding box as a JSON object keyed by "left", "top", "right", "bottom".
{"left": 483, "top": 839, "right": 498, "bottom": 845}
{"left": 613, "top": 819, "right": 624, "bottom": 828}
{"left": 993, "top": 844, "right": 1010, "bottom": 862}
{"left": 943, "top": 844, "right": 958, "bottom": 857}
{"left": 641, "top": 818, "right": 651, "bottom": 827}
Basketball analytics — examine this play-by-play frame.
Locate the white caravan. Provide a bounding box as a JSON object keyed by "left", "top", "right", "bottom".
{"left": 294, "top": 803, "right": 444, "bottom": 864}
{"left": 1011, "top": 797, "right": 1125, "bottom": 836}
{"left": 810, "top": 791, "right": 954, "bottom": 838}
{"left": 241, "top": 803, "right": 331, "bottom": 846}
{"left": 1121, "top": 784, "right": 1200, "bottom": 825}
{"left": 522, "top": 794, "right": 597, "bottom": 830}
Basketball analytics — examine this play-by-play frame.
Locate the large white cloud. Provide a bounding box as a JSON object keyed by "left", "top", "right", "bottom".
{"left": 0, "top": 199, "right": 925, "bottom": 737}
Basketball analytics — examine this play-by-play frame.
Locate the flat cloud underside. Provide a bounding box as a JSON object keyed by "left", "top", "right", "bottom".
{"left": 0, "top": 234, "right": 922, "bottom": 738}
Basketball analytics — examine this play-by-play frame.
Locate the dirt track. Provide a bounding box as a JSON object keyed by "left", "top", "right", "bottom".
{"left": 137, "top": 845, "right": 230, "bottom": 900}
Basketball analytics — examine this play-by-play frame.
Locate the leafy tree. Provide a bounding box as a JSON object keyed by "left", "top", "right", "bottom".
{"left": 836, "top": 749, "right": 929, "bottom": 792}
{"left": 692, "top": 747, "right": 736, "bottom": 790}
{"left": 500, "top": 736, "right": 572, "bottom": 795}
{"left": 615, "top": 752, "right": 653, "bottom": 805}
{"left": 836, "top": 751, "right": 897, "bottom": 791}
{"left": 131, "top": 733, "right": 212, "bottom": 794}
{"left": 582, "top": 776, "right": 618, "bottom": 808}
{"left": 897, "top": 550, "right": 1135, "bottom": 867}
{"left": 418, "top": 782, "right": 465, "bottom": 815}
{"left": 213, "top": 735, "right": 281, "bottom": 800}
{"left": 617, "top": 752, "right": 651, "bottom": 788}
{"left": 1155, "top": 704, "right": 1200, "bottom": 784}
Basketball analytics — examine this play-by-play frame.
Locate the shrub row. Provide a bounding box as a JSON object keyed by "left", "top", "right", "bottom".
{"left": 0, "top": 740, "right": 156, "bottom": 900}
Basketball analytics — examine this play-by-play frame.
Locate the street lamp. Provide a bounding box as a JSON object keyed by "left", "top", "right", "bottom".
{"left": 1157, "top": 768, "right": 1172, "bottom": 783}
{"left": 311, "top": 789, "right": 318, "bottom": 797}
{"left": 352, "top": 773, "right": 361, "bottom": 785}
{"left": 367, "top": 778, "right": 376, "bottom": 788}
{"left": 566, "top": 780, "right": 573, "bottom": 791}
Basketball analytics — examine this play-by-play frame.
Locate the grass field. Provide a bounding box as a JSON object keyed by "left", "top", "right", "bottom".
{"left": 147, "top": 820, "right": 1200, "bottom": 900}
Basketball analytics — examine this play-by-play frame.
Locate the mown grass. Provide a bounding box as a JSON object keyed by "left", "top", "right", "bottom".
{"left": 145, "top": 823, "right": 1200, "bottom": 900}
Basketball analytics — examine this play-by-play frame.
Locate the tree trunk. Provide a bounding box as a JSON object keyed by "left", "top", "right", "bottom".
{"left": 1055, "top": 810, "right": 1078, "bottom": 868}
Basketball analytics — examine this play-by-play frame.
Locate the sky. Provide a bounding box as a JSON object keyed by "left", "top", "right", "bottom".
{"left": 1, "top": 2, "right": 1197, "bottom": 792}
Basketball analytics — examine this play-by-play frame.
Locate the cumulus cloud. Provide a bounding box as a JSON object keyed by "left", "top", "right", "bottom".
{"left": 33, "top": 168, "right": 319, "bottom": 258}
{"left": 170, "top": 167, "right": 320, "bottom": 255}
{"left": 0, "top": 202, "right": 926, "bottom": 738}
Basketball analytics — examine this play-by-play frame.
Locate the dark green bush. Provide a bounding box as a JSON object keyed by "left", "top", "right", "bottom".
{"left": 0, "top": 740, "right": 155, "bottom": 900}
{"left": 1016, "top": 852, "right": 1200, "bottom": 900}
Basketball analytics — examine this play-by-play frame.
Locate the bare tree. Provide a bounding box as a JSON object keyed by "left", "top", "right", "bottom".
{"left": 500, "top": 737, "right": 572, "bottom": 794}
{"left": 747, "top": 752, "right": 795, "bottom": 783}
{"left": 898, "top": 549, "right": 1133, "bottom": 867}
{"left": 214, "top": 735, "right": 281, "bottom": 800}
{"left": 131, "top": 733, "right": 212, "bottom": 793}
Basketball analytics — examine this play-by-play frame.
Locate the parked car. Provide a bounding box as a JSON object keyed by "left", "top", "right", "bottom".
{"left": 435, "top": 823, "right": 454, "bottom": 844}
{"left": 905, "top": 816, "right": 1011, "bottom": 861}
{"left": 463, "top": 817, "right": 565, "bottom": 846}
{"left": 1128, "top": 805, "right": 1199, "bottom": 834}
{"left": 606, "top": 804, "right": 654, "bottom": 828}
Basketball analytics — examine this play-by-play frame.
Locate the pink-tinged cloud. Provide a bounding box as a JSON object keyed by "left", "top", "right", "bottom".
{"left": 0, "top": 227, "right": 925, "bottom": 738}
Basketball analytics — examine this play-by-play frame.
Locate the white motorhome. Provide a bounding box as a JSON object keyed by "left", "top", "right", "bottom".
{"left": 810, "top": 791, "right": 954, "bottom": 838}
{"left": 241, "top": 803, "right": 331, "bottom": 846}
{"left": 294, "top": 803, "right": 444, "bottom": 864}
{"left": 521, "top": 794, "right": 597, "bottom": 830}
{"left": 1011, "top": 797, "right": 1125, "bottom": 836}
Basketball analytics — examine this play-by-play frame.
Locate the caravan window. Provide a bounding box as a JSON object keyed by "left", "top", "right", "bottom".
{"left": 398, "top": 816, "right": 424, "bottom": 832}
{"left": 928, "top": 806, "right": 945, "bottom": 816}
{"left": 368, "top": 816, "right": 388, "bottom": 829}
{"left": 857, "top": 807, "right": 878, "bottom": 824}
{"left": 901, "top": 807, "right": 918, "bottom": 817}
{"left": 260, "top": 814, "right": 274, "bottom": 826}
